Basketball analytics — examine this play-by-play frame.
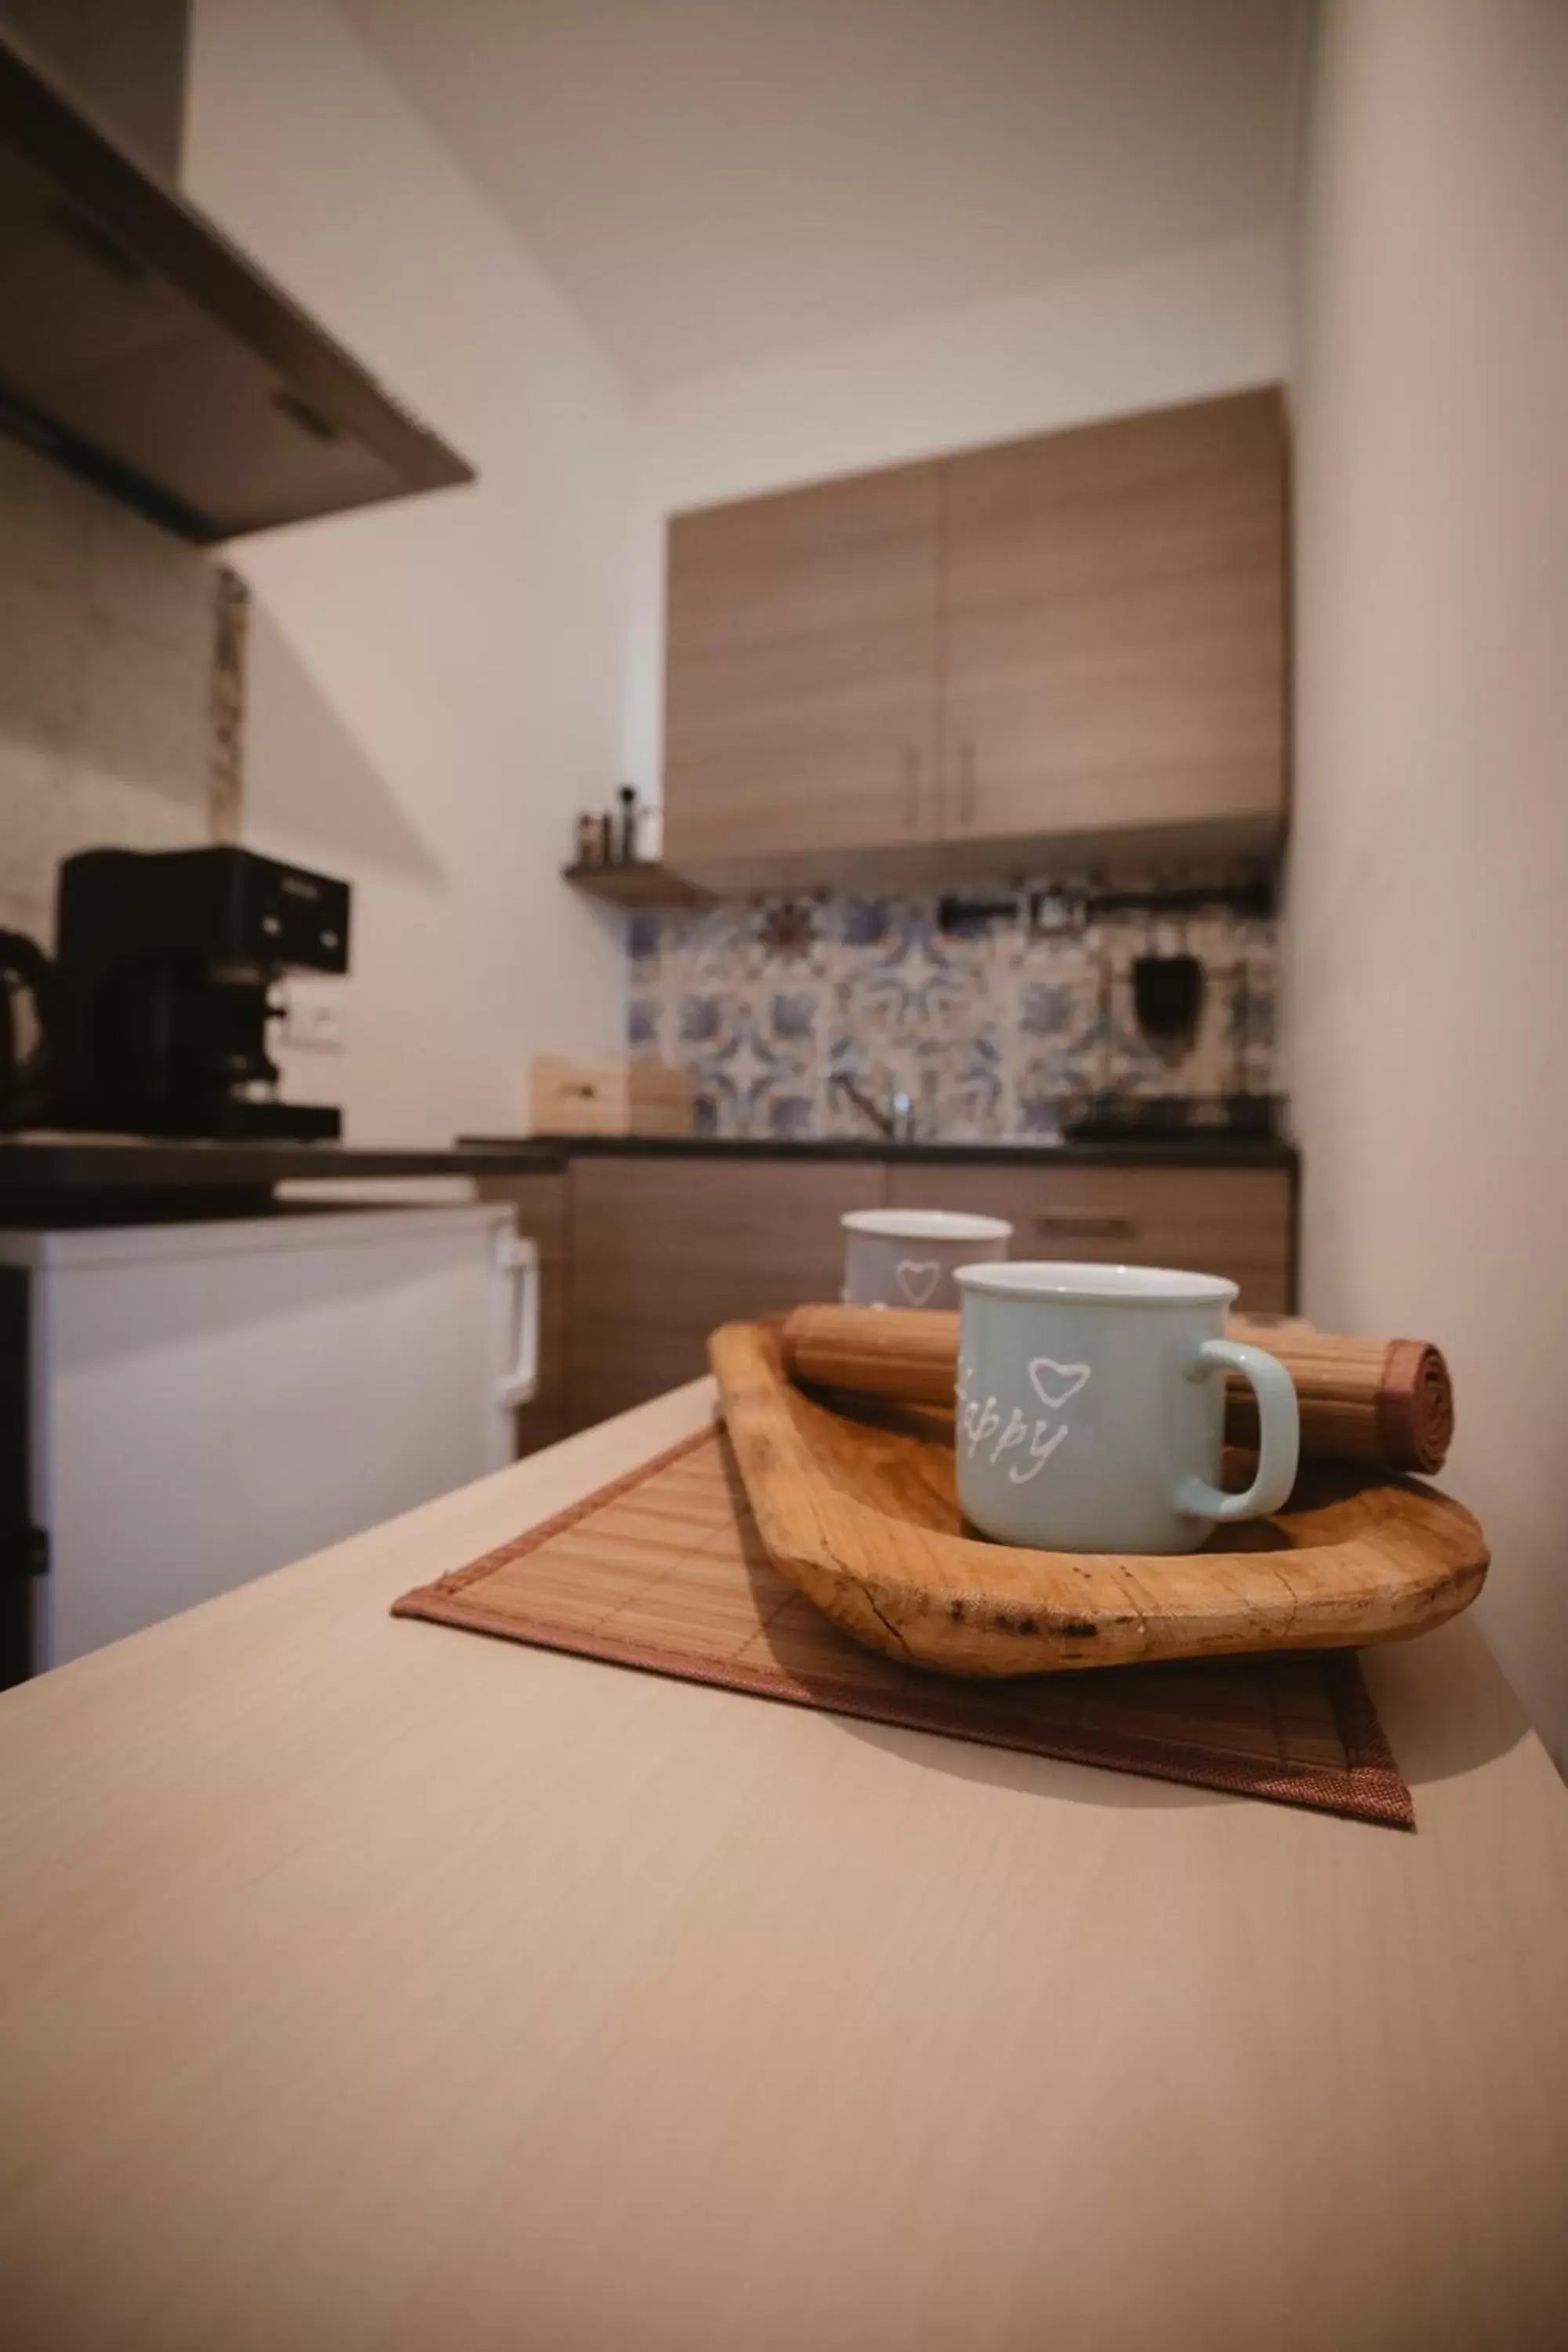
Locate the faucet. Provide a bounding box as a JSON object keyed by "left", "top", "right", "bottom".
{"left": 831, "top": 1073, "right": 916, "bottom": 1143}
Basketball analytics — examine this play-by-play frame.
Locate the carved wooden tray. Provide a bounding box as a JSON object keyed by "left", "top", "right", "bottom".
{"left": 710, "top": 1322, "right": 1488, "bottom": 1677}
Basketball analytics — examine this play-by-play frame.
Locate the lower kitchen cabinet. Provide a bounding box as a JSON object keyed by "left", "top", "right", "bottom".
{"left": 558, "top": 1151, "right": 1295, "bottom": 1434}
{"left": 884, "top": 1163, "right": 1292, "bottom": 1312}
{"left": 567, "top": 1156, "right": 887, "bottom": 1428}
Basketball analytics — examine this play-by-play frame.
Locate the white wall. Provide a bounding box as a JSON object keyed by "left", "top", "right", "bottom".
{"left": 622, "top": 231, "right": 1287, "bottom": 790}
{"left": 339, "top": 0, "right": 1303, "bottom": 389}
{"left": 183, "top": 6, "right": 1290, "bottom": 1138}
{"left": 185, "top": 0, "right": 637, "bottom": 1143}
{"left": 1290, "top": 0, "right": 1568, "bottom": 1763}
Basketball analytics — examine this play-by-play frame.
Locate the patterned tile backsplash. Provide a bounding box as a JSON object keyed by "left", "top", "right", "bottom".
{"left": 628, "top": 879, "right": 1279, "bottom": 1142}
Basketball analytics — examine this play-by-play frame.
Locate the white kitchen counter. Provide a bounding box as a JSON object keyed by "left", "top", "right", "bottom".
{"left": 1, "top": 1378, "right": 1566, "bottom": 2351}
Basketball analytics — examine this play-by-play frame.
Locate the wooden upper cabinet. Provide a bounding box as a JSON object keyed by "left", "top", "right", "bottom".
{"left": 940, "top": 390, "right": 1287, "bottom": 854}
{"left": 662, "top": 463, "right": 942, "bottom": 883}
{"left": 660, "top": 390, "right": 1287, "bottom": 887}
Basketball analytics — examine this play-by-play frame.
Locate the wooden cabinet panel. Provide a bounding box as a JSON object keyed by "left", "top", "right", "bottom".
{"left": 940, "top": 390, "right": 1287, "bottom": 851}
{"left": 886, "top": 1161, "right": 1294, "bottom": 1312}
{"left": 568, "top": 1156, "right": 886, "bottom": 1428}
{"left": 661, "top": 392, "right": 1287, "bottom": 887}
{"left": 567, "top": 1155, "right": 1292, "bottom": 1435}
{"left": 662, "top": 464, "right": 942, "bottom": 876}
{"left": 475, "top": 1171, "right": 569, "bottom": 1457}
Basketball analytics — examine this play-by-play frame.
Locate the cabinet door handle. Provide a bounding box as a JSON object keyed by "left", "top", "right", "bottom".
{"left": 901, "top": 748, "right": 920, "bottom": 832}
{"left": 1032, "top": 1211, "right": 1134, "bottom": 1241}
{"left": 957, "top": 742, "right": 976, "bottom": 827}
{"left": 494, "top": 1232, "right": 540, "bottom": 1409}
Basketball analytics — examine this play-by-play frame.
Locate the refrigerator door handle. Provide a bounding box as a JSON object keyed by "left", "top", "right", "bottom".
{"left": 494, "top": 1233, "right": 540, "bottom": 1409}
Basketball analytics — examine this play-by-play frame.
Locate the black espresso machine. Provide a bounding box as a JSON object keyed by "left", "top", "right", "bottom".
{"left": 52, "top": 847, "right": 351, "bottom": 1139}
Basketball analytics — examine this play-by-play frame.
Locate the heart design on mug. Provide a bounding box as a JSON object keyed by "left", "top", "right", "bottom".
{"left": 1027, "top": 1356, "right": 1092, "bottom": 1410}
{"left": 895, "top": 1259, "right": 941, "bottom": 1307}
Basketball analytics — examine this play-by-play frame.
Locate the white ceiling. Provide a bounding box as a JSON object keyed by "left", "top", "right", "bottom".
{"left": 343, "top": 0, "right": 1305, "bottom": 388}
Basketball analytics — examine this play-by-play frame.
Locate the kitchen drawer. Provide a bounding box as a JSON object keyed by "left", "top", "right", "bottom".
{"left": 885, "top": 1162, "right": 1294, "bottom": 1312}
{"left": 568, "top": 1156, "right": 887, "bottom": 1428}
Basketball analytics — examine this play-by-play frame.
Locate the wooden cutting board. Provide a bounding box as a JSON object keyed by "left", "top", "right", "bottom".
{"left": 710, "top": 1321, "right": 1488, "bottom": 1677}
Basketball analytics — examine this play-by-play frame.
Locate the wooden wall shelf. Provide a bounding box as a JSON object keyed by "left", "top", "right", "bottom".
{"left": 562, "top": 862, "right": 713, "bottom": 909}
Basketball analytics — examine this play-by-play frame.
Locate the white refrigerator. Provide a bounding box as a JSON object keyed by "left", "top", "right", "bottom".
{"left": 0, "top": 1203, "right": 538, "bottom": 1674}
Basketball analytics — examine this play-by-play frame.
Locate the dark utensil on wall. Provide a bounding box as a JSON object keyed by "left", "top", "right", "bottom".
{"left": 1132, "top": 951, "right": 1206, "bottom": 1054}
{"left": 0, "top": 930, "right": 59, "bottom": 1130}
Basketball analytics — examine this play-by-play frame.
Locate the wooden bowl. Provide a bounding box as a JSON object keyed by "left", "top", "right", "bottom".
{"left": 710, "top": 1322, "right": 1488, "bottom": 1678}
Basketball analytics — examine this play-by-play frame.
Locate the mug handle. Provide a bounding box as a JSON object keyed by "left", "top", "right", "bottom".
{"left": 1174, "top": 1338, "right": 1300, "bottom": 1523}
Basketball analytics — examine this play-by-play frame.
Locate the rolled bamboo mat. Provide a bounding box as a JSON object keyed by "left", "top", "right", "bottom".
{"left": 780, "top": 1303, "right": 1454, "bottom": 1476}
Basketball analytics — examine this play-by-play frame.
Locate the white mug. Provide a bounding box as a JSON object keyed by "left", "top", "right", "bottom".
{"left": 841, "top": 1208, "right": 1011, "bottom": 1312}
{"left": 953, "top": 1261, "right": 1300, "bottom": 1554}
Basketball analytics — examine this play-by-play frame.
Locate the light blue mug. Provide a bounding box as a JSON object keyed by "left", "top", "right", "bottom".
{"left": 841, "top": 1207, "right": 1011, "bottom": 1311}
{"left": 953, "top": 1261, "right": 1300, "bottom": 1555}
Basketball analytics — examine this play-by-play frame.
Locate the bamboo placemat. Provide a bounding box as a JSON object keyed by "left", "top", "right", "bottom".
{"left": 394, "top": 1426, "right": 1414, "bottom": 1829}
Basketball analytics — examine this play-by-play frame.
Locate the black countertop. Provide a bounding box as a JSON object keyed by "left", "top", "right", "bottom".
{"left": 463, "top": 1132, "right": 1299, "bottom": 1171}
{"left": 0, "top": 1129, "right": 1299, "bottom": 1212}
{"left": 0, "top": 1134, "right": 565, "bottom": 1197}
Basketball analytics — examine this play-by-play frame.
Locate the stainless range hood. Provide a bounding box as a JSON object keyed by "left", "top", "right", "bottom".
{"left": 0, "top": 20, "right": 475, "bottom": 541}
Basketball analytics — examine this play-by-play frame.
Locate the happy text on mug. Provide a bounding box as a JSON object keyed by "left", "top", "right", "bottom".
{"left": 958, "top": 1354, "right": 1093, "bottom": 1483}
